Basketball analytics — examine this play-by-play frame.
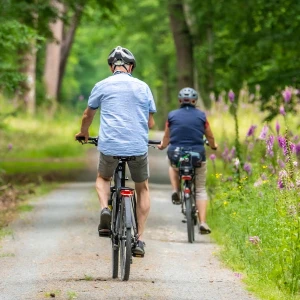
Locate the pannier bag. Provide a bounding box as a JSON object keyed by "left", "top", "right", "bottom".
{"left": 168, "top": 148, "right": 202, "bottom": 168}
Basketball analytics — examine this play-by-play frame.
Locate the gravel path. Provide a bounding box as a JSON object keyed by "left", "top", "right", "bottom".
{"left": 0, "top": 140, "right": 257, "bottom": 300}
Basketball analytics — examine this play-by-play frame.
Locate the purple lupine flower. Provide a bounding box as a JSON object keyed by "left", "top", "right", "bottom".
{"left": 222, "top": 146, "right": 230, "bottom": 162}
{"left": 258, "top": 125, "right": 268, "bottom": 140}
{"left": 295, "top": 143, "right": 300, "bottom": 155}
{"left": 266, "top": 135, "right": 275, "bottom": 157}
{"left": 209, "top": 154, "right": 216, "bottom": 161}
{"left": 277, "top": 179, "right": 284, "bottom": 189}
{"left": 228, "top": 90, "right": 235, "bottom": 103}
{"left": 8, "top": 143, "right": 13, "bottom": 151}
{"left": 275, "top": 121, "right": 280, "bottom": 135}
{"left": 290, "top": 143, "right": 296, "bottom": 153}
{"left": 246, "top": 125, "right": 257, "bottom": 138}
{"left": 277, "top": 136, "right": 286, "bottom": 149}
{"left": 282, "top": 88, "right": 292, "bottom": 103}
{"left": 279, "top": 105, "right": 286, "bottom": 116}
{"left": 229, "top": 147, "right": 236, "bottom": 160}
{"left": 243, "top": 162, "right": 252, "bottom": 174}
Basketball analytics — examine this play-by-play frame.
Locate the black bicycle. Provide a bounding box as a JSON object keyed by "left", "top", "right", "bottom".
{"left": 175, "top": 149, "right": 201, "bottom": 243}
{"left": 76, "top": 136, "right": 160, "bottom": 280}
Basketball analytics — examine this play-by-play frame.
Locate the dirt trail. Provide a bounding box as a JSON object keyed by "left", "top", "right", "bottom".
{"left": 0, "top": 136, "right": 256, "bottom": 300}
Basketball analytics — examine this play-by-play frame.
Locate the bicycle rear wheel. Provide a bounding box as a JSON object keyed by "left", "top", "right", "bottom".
{"left": 120, "top": 197, "right": 132, "bottom": 281}
{"left": 185, "top": 196, "right": 195, "bottom": 243}
{"left": 111, "top": 192, "right": 119, "bottom": 278}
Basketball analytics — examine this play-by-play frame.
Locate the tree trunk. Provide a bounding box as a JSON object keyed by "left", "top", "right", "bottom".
{"left": 57, "top": 4, "right": 84, "bottom": 100}
{"left": 43, "top": 0, "right": 64, "bottom": 109}
{"left": 168, "top": 0, "right": 194, "bottom": 90}
{"left": 19, "top": 42, "right": 37, "bottom": 115}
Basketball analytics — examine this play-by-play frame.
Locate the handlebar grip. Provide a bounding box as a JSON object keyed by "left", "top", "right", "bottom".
{"left": 148, "top": 140, "right": 161, "bottom": 145}
{"left": 76, "top": 136, "right": 86, "bottom": 141}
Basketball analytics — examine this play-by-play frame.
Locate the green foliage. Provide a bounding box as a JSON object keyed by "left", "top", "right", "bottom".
{"left": 61, "top": 0, "right": 177, "bottom": 128}
{"left": 190, "top": 0, "right": 300, "bottom": 101}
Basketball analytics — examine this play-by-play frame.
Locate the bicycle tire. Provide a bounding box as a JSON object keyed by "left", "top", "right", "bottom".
{"left": 120, "top": 197, "right": 132, "bottom": 281}
{"left": 185, "top": 196, "right": 194, "bottom": 243}
{"left": 111, "top": 192, "right": 119, "bottom": 278}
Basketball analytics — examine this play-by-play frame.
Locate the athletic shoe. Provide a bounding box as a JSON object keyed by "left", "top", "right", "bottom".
{"left": 199, "top": 222, "right": 211, "bottom": 234}
{"left": 98, "top": 208, "right": 111, "bottom": 237}
{"left": 171, "top": 192, "right": 181, "bottom": 205}
{"left": 132, "top": 240, "right": 145, "bottom": 256}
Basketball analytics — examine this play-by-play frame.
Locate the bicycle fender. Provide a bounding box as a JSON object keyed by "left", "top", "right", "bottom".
{"left": 124, "top": 197, "right": 132, "bottom": 229}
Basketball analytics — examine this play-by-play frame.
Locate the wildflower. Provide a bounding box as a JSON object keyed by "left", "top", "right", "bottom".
{"left": 275, "top": 121, "right": 280, "bottom": 135}
{"left": 258, "top": 125, "right": 268, "bottom": 140}
{"left": 8, "top": 143, "right": 13, "bottom": 151}
{"left": 222, "top": 146, "right": 230, "bottom": 162}
{"left": 246, "top": 125, "right": 257, "bottom": 138}
{"left": 277, "top": 136, "right": 287, "bottom": 155}
{"left": 209, "top": 92, "right": 216, "bottom": 102}
{"left": 282, "top": 87, "right": 292, "bottom": 103}
{"left": 234, "top": 158, "right": 240, "bottom": 169}
{"left": 209, "top": 154, "right": 216, "bottom": 161}
{"left": 266, "top": 135, "right": 274, "bottom": 157}
{"left": 293, "top": 161, "right": 298, "bottom": 167}
{"left": 277, "top": 179, "right": 284, "bottom": 189}
{"left": 243, "top": 163, "right": 252, "bottom": 175}
{"left": 223, "top": 201, "right": 228, "bottom": 206}
{"left": 254, "top": 178, "right": 263, "bottom": 187}
{"left": 248, "top": 142, "right": 254, "bottom": 152}
{"left": 248, "top": 236, "right": 260, "bottom": 245}
{"left": 279, "top": 105, "right": 286, "bottom": 116}
{"left": 228, "top": 90, "right": 235, "bottom": 103}
{"left": 234, "top": 272, "right": 242, "bottom": 279}
{"left": 295, "top": 143, "right": 300, "bottom": 156}
{"left": 261, "top": 173, "right": 267, "bottom": 180}
{"left": 290, "top": 143, "right": 296, "bottom": 153}
{"left": 278, "top": 159, "right": 285, "bottom": 168}
{"left": 229, "top": 147, "right": 236, "bottom": 160}
{"left": 255, "top": 84, "right": 261, "bottom": 92}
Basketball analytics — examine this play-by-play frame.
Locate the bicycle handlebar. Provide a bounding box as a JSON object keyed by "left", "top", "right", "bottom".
{"left": 76, "top": 136, "right": 161, "bottom": 147}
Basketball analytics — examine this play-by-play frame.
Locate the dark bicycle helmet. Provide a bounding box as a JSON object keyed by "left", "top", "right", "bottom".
{"left": 178, "top": 87, "right": 198, "bottom": 106}
{"left": 107, "top": 46, "right": 136, "bottom": 71}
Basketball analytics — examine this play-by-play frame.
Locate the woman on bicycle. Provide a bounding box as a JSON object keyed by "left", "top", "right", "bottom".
{"left": 158, "top": 87, "right": 217, "bottom": 234}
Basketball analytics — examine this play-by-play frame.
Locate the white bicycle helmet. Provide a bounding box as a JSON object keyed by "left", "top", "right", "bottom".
{"left": 178, "top": 87, "right": 198, "bottom": 106}
{"left": 107, "top": 46, "right": 136, "bottom": 71}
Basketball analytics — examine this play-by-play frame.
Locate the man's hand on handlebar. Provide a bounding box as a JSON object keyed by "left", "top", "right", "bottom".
{"left": 75, "top": 132, "right": 89, "bottom": 143}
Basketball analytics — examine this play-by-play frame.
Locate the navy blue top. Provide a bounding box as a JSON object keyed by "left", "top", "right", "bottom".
{"left": 167, "top": 105, "right": 208, "bottom": 160}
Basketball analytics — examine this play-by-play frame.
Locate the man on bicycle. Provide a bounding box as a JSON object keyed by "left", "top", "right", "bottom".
{"left": 158, "top": 87, "right": 217, "bottom": 234}
{"left": 75, "top": 46, "right": 156, "bottom": 256}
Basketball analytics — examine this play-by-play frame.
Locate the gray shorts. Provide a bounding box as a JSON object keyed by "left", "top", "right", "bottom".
{"left": 98, "top": 152, "right": 149, "bottom": 183}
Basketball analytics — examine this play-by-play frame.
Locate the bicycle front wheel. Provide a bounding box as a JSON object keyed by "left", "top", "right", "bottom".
{"left": 185, "top": 196, "right": 195, "bottom": 243}
{"left": 120, "top": 197, "right": 132, "bottom": 281}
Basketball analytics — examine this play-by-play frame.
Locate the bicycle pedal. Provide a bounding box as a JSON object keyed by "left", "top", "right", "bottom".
{"left": 182, "top": 219, "right": 187, "bottom": 223}
{"left": 98, "top": 229, "right": 111, "bottom": 237}
{"left": 132, "top": 253, "right": 144, "bottom": 258}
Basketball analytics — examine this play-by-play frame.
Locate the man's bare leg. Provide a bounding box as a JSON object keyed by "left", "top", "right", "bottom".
{"left": 135, "top": 180, "right": 150, "bottom": 241}
{"left": 96, "top": 173, "right": 111, "bottom": 234}
{"left": 95, "top": 173, "right": 110, "bottom": 209}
